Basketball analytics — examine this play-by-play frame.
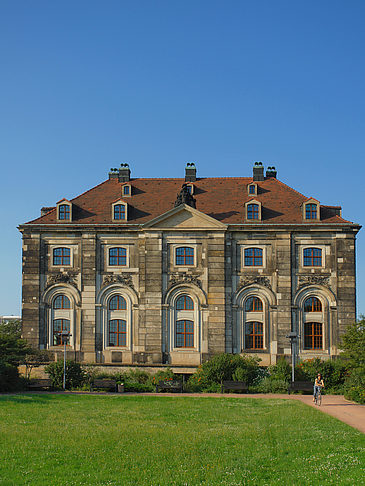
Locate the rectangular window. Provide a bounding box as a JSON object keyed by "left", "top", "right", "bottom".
{"left": 304, "top": 322, "right": 322, "bottom": 349}
{"left": 123, "top": 186, "right": 130, "bottom": 196}
{"left": 175, "top": 247, "right": 194, "bottom": 266}
{"left": 303, "top": 248, "right": 322, "bottom": 267}
{"left": 53, "top": 247, "right": 71, "bottom": 266}
{"left": 114, "top": 204, "right": 126, "bottom": 220}
{"left": 245, "top": 322, "right": 263, "bottom": 349}
{"left": 244, "top": 248, "right": 263, "bottom": 266}
{"left": 176, "top": 320, "right": 194, "bottom": 348}
{"left": 109, "top": 247, "right": 127, "bottom": 266}
{"left": 247, "top": 204, "right": 259, "bottom": 220}
{"left": 249, "top": 185, "right": 256, "bottom": 194}
{"left": 305, "top": 204, "right": 317, "bottom": 220}
{"left": 53, "top": 319, "right": 70, "bottom": 346}
{"left": 109, "top": 319, "right": 127, "bottom": 347}
{"left": 58, "top": 204, "right": 70, "bottom": 220}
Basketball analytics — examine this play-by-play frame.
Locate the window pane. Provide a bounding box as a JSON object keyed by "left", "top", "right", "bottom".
{"left": 303, "top": 248, "right": 322, "bottom": 267}
{"left": 176, "top": 320, "right": 194, "bottom": 348}
{"left": 114, "top": 204, "right": 126, "bottom": 220}
{"left": 245, "top": 321, "right": 263, "bottom": 349}
{"left": 176, "top": 247, "right": 194, "bottom": 265}
{"left": 245, "top": 297, "right": 263, "bottom": 312}
{"left": 109, "top": 319, "right": 127, "bottom": 347}
{"left": 109, "top": 295, "right": 127, "bottom": 310}
{"left": 109, "top": 247, "right": 127, "bottom": 266}
{"left": 53, "top": 247, "right": 70, "bottom": 265}
{"left": 176, "top": 295, "right": 194, "bottom": 310}
{"left": 53, "top": 295, "right": 70, "bottom": 309}
{"left": 304, "top": 297, "right": 322, "bottom": 313}
{"left": 244, "top": 248, "right": 262, "bottom": 266}
{"left": 304, "top": 322, "right": 322, "bottom": 349}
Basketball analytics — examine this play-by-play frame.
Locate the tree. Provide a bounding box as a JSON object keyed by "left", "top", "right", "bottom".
{"left": 341, "top": 318, "right": 365, "bottom": 404}
{"left": 0, "top": 321, "right": 30, "bottom": 392}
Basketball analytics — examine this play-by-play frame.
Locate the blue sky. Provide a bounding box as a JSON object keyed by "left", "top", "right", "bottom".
{"left": 1, "top": 1, "right": 364, "bottom": 316}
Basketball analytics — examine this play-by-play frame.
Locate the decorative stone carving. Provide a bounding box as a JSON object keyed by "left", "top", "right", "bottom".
{"left": 102, "top": 273, "right": 134, "bottom": 289}
{"left": 168, "top": 273, "right": 202, "bottom": 289}
{"left": 174, "top": 183, "right": 196, "bottom": 208}
{"left": 46, "top": 272, "right": 78, "bottom": 289}
{"left": 298, "top": 275, "right": 330, "bottom": 289}
{"left": 237, "top": 276, "right": 272, "bottom": 290}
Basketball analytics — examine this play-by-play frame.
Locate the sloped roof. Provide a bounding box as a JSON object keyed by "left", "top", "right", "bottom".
{"left": 24, "top": 176, "right": 353, "bottom": 225}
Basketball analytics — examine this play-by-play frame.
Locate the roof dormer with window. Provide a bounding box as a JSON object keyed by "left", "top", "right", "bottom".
{"left": 302, "top": 198, "right": 320, "bottom": 222}
{"left": 112, "top": 200, "right": 128, "bottom": 221}
{"left": 247, "top": 183, "right": 257, "bottom": 196}
{"left": 122, "top": 184, "right": 132, "bottom": 197}
{"left": 244, "top": 199, "right": 262, "bottom": 222}
{"left": 56, "top": 199, "right": 72, "bottom": 222}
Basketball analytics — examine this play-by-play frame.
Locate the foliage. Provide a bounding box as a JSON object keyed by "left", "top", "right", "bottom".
{"left": 0, "top": 333, "right": 30, "bottom": 367}
{"left": 344, "top": 386, "right": 365, "bottom": 404}
{"left": 255, "top": 377, "right": 289, "bottom": 393}
{"left": 0, "top": 319, "right": 22, "bottom": 338}
{"left": 0, "top": 362, "right": 24, "bottom": 392}
{"left": 295, "top": 357, "right": 347, "bottom": 390}
{"left": 23, "top": 349, "right": 52, "bottom": 380}
{"left": 151, "top": 368, "right": 177, "bottom": 385}
{"left": 0, "top": 395, "right": 364, "bottom": 485}
{"left": 0, "top": 321, "right": 30, "bottom": 392}
{"left": 123, "top": 382, "right": 154, "bottom": 392}
{"left": 45, "top": 360, "right": 86, "bottom": 390}
{"left": 340, "top": 318, "right": 365, "bottom": 404}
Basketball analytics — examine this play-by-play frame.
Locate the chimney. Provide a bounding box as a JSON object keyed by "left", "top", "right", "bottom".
{"left": 266, "top": 166, "right": 277, "bottom": 178}
{"left": 118, "top": 163, "right": 131, "bottom": 182}
{"left": 185, "top": 162, "right": 197, "bottom": 182}
{"left": 253, "top": 162, "right": 264, "bottom": 181}
{"left": 109, "top": 168, "right": 119, "bottom": 180}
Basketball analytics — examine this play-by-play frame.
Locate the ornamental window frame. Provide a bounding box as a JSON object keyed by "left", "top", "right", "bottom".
{"left": 238, "top": 290, "right": 269, "bottom": 352}
{"left": 122, "top": 184, "right": 132, "bottom": 197}
{"left": 301, "top": 246, "right": 325, "bottom": 268}
{"left": 167, "top": 289, "right": 201, "bottom": 352}
{"left": 302, "top": 198, "right": 320, "bottom": 222}
{"left": 241, "top": 246, "right": 266, "bottom": 268}
{"left": 44, "top": 288, "right": 77, "bottom": 349}
{"left": 56, "top": 200, "right": 72, "bottom": 222}
{"left": 244, "top": 199, "right": 262, "bottom": 222}
{"left": 247, "top": 184, "right": 257, "bottom": 196}
{"left": 103, "top": 291, "right": 132, "bottom": 350}
{"left": 174, "top": 245, "right": 196, "bottom": 267}
{"left": 112, "top": 200, "right": 128, "bottom": 221}
{"left": 51, "top": 246, "right": 73, "bottom": 267}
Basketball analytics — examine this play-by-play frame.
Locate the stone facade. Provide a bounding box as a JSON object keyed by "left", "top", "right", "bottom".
{"left": 19, "top": 163, "right": 360, "bottom": 369}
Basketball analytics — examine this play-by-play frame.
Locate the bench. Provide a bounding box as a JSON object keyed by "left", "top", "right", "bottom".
{"left": 27, "top": 378, "right": 53, "bottom": 391}
{"left": 221, "top": 381, "right": 248, "bottom": 394}
{"left": 90, "top": 379, "right": 118, "bottom": 392}
{"left": 288, "top": 381, "right": 314, "bottom": 395}
{"left": 155, "top": 380, "right": 183, "bottom": 393}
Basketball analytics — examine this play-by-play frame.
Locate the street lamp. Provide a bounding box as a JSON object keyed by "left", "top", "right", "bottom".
{"left": 286, "top": 331, "right": 298, "bottom": 384}
{"left": 59, "top": 331, "right": 72, "bottom": 391}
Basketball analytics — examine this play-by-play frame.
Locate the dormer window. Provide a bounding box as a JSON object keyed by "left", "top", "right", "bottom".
{"left": 186, "top": 184, "right": 194, "bottom": 195}
{"left": 122, "top": 184, "right": 131, "bottom": 197}
{"left": 56, "top": 200, "right": 72, "bottom": 221}
{"left": 247, "top": 184, "right": 257, "bottom": 196}
{"left": 245, "top": 200, "right": 261, "bottom": 221}
{"left": 112, "top": 201, "right": 128, "bottom": 221}
{"left": 302, "top": 199, "right": 320, "bottom": 221}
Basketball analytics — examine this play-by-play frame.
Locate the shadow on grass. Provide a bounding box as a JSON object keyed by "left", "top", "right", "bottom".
{"left": 0, "top": 394, "right": 78, "bottom": 405}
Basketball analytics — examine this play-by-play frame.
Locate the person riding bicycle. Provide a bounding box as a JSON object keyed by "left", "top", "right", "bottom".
{"left": 313, "top": 373, "right": 324, "bottom": 402}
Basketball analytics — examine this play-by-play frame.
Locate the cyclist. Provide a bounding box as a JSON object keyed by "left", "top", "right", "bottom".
{"left": 313, "top": 373, "right": 324, "bottom": 402}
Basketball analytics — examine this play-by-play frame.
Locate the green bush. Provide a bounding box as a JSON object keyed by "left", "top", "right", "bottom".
{"left": 45, "top": 360, "right": 86, "bottom": 390}
{"left": 123, "top": 382, "right": 154, "bottom": 392}
{"left": 344, "top": 386, "right": 365, "bottom": 404}
{"left": 295, "top": 358, "right": 347, "bottom": 391}
{"left": 0, "top": 362, "right": 24, "bottom": 392}
{"left": 255, "top": 377, "right": 289, "bottom": 394}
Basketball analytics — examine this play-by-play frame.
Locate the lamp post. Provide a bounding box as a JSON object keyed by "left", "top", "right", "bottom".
{"left": 59, "top": 331, "right": 72, "bottom": 391}
{"left": 286, "top": 331, "right": 298, "bottom": 384}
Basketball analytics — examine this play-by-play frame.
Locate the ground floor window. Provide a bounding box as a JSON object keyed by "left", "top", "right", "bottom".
{"left": 53, "top": 319, "right": 70, "bottom": 346}
{"left": 304, "top": 322, "right": 322, "bottom": 349}
{"left": 245, "top": 322, "right": 263, "bottom": 349}
{"left": 176, "top": 320, "right": 194, "bottom": 348}
{"left": 108, "top": 319, "right": 127, "bottom": 346}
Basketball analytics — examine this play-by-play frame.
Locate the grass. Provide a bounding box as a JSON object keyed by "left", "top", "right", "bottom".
{"left": 0, "top": 394, "right": 364, "bottom": 485}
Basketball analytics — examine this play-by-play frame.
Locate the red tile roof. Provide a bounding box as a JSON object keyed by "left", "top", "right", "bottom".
{"left": 25, "top": 176, "right": 353, "bottom": 225}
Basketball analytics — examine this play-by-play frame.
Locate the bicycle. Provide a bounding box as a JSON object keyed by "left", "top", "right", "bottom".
{"left": 314, "top": 386, "right": 323, "bottom": 406}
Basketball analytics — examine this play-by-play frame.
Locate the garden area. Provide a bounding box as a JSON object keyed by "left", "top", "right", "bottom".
{"left": 0, "top": 394, "right": 364, "bottom": 485}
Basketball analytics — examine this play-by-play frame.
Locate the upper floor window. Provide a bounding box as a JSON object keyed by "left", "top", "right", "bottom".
{"left": 114, "top": 204, "right": 126, "bottom": 220}
{"left": 248, "top": 184, "right": 257, "bottom": 195}
{"left": 58, "top": 204, "right": 70, "bottom": 220}
{"left": 175, "top": 247, "right": 194, "bottom": 266}
{"left": 244, "top": 248, "right": 263, "bottom": 267}
{"left": 123, "top": 185, "right": 130, "bottom": 196}
{"left": 303, "top": 248, "right": 322, "bottom": 267}
{"left": 176, "top": 295, "right": 194, "bottom": 310}
{"left": 109, "top": 295, "right": 127, "bottom": 310}
{"left": 109, "top": 247, "right": 127, "bottom": 266}
{"left": 305, "top": 204, "right": 317, "bottom": 220}
{"left": 245, "top": 297, "right": 263, "bottom": 312}
{"left": 53, "top": 295, "right": 71, "bottom": 309}
{"left": 53, "top": 247, "right": 71, "bottom": 266}
{"left": 247, "top": 204, "right": 259, "bottom": 220}
{"left": 304, "top": 297, "right": 322, "bottom": 313}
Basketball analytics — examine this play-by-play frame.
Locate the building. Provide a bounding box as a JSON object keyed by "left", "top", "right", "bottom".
{"left": 19, "top": 162, "right": 360, "bottom": 369}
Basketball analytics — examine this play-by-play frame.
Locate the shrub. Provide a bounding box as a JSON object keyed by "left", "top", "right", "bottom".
{"left": 295, "top": 358, "right": 347, "bottom": 392}
{"left": 255, "top": 377, "right": 288, "bottom": 394}
{"left": 45, "top": 360, "right": 86, "bottom": 390}
{"left": 0, "top": 362, "right": 24, "bottom": 392}
{"left": 151, "top": 368, "right": 176, "bottom": 385}
{"left": 123, "top": 382, "right": 154, "bottom": 392}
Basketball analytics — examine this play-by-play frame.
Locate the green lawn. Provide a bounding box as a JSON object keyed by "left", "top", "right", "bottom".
{"left": 0, "top": 394, "right": 364, "bottom": 485}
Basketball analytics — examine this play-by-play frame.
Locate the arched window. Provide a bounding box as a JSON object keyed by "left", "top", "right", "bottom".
{"left": 304, "top": 297, "right": 322, "bottom": 313}
{"left": 53, "top": 318, "right": 70, "bottom": 346}
{"left": 303, "top": 248, "right": 322, "bottom": 267}
{"left": 109, "top": 247, "right": 127, "bottom": 266}
{"left": 244, "top": 248, "right": 263, "bottom": 266}
{"left": 176, "top": 320, "right": 194, "bottom": 348}
{"left": 114, "top": 204, "right": 126, "bottom": 220}
{"left": 245, "top": 297, "right": 263, "bottom": 312}
{"left": 58, "top": 204, "right": 70, "bottom": 220}
{"left": 109, "top": 295, "right": 127, "bottom": 310}
{"left": 53, "top": 295, "right": 70, "bottom": 309}
{"left": 245, "top": 322, "right": 263, "bottom": 349}
{"left": 304, "top": 322, "right": 322, "bottom": 349}
{"left": 53, "top": 247, "right": 71, "bottom": 266}
{"left": 108, "top": 319, "right": 127, "bottom": 346}
{"left": 175, "top": 247, "right": 194, "bottom": 266}
{"left": 247, "top": 204, "right": 259, "bottom": 220}
{"left": 305, "top": 204, "right": 317, "bottom": 220}
{"left": 176, "top": 295, "right": 194, "bottom": 310}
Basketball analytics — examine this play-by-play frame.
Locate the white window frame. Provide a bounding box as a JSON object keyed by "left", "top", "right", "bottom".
{"left": 48, "top": 292, "right": 75, "bottom": 349}
{"left": 103, "top": 292, "right": 132, "bottom": 351}
{"left": 241, "top": 245, "right": 266, "bottom": 269}
{"left": 245, "top": 199, "right": 262, "bottom": 221}
{"left": 300, "top": 245, "right": 325, "bottom": 269}
{"left": 105, "top": 245, "right": 129, "bottom": 269}
{"left": 172, "top": 244, "right": 197, "bottom": 268}
{"left": 56, "top": 201, "right": 72, "bottom": 222}
{"left": 168, "top": 291, "right": 200, "bottom": 352}
{"left": 112, "top": 200, "right": 128, "bottom": 221}
{"left": 247, "top": 184, "right": 257, "bottom": 196}
{"left": 122, "top": 184, "right": 132, "bottom": 197}
{"left": 50, "top": 245, "right": 74, "bottom": 268}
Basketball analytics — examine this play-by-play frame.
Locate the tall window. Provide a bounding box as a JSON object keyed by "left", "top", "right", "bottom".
{"left": 176, "top": 320, "right": 194, "bottom": 348}
{"left": 247, "top": 204, "right": 259, "bottom": 220}
{"left": 304, "top": 322, "right": 322, "bottom": 349}
{"left": 244, "top": 248, "right": 263, "bottom": 266}
{"left": 58, "top": 204, "right": 70, "bottom": 220}
{"left": 245, "top": 322, "right": 263, "bottom": 349}
{"left": 53, "top": 319, "right": 70, "bottom": 346}
{"left": 305, "top": 204, "right": 317, "bottom": 220}
{"left": 248, "top": 185, "right": 256, "bottom": 195}
{"left": 53, "top": 295, "right": 70, "bottom": 309}
{"left": 53, "top": 247, "right": 71, "bottom": 266}
{"left": 175, "top": 247, "right": 194, "bottom": 265}
{"left": 304, "top": 297, "right": 322, "bottom": 313}
{"left": 109, "top": 247, "right": 127, "bottom": 266}
{"left": 114, "top": 204, "right": 126, "bottom": 220}
{"left": 123, "top": 186, "right": 130, "bottom": 196}
{"left": 245, "top": 297, "right": 263, "bottom": 312}
{"left": 109, "top": 295, "right": 127, "bottom": 310}
{"left": 303, "top": 248, "right": 322, "bottom": 267}
{"left": 108, "top": 319, "right": 127, "bottom": 346}
{"left": 176, "top": 295, "right": 194, "bottom": 310}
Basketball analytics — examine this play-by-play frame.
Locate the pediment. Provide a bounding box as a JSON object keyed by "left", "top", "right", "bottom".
{"left": 143, "top": 204, "right": 227, "bottom": 229}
